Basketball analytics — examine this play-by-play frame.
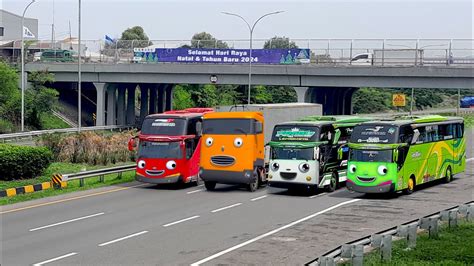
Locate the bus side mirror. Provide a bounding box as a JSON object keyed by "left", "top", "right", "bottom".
{"left": 337, "top": 146, "right": 343, "bottom": 160}
{"left": 314, "top": 147, "right": 320, "bottom": 160}
{"left": 332, "top": 129, "right": 341, "bottom": 145}
{"left": 411, "top": 129, "right": 420, "bottom": 144}
{"left": 196, "top": 122, "right": 202, "bottom": 137}
{"left": 393, "top": 148, "right": 399, "bottom": 162}
{"left": 255, "top": 122, "right": 263, "bottom": 134}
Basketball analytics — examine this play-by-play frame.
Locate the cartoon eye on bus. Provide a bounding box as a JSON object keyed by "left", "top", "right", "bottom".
{"left": 346, "top": 115, "right": 466, "bottom": 194}
{"left": 198, "top": 112, "right": 265, "bottom": 192}
{"left": 129, "top": 108, "right": 214, "bottom": 186}
{"left": 267, "top": 116, "right": 373, "bottom": 193}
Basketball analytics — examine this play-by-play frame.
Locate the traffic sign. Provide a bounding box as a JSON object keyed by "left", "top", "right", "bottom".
{"left": 392, "top": 93, "right": 406, "bottom": 107}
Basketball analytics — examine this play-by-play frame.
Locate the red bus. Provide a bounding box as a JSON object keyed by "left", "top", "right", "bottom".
{"left": 129, "top": 108, "right": 213, "bottom": 185}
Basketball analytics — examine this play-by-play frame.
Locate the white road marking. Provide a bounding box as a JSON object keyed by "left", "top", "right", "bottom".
{"left": 309, "top": 193, "right": 327, "bottom": 199}
{"left": 250, "top": 195, "right": 268, "bottom": 201}
{"left": 197, "top": 184, "right": 204, "bottom": 187}
{"left": 467, "top": 157, "right": 474, "bottom": 162}
{"left": 98, "top": 231, "right": 148, "bottom": 247}
{"left": 187, "top": 189, "right": 204, "bottom": 194}
{"left": 162, "top": 215, "right": 200, "bottom": 227}
{"left": 29, "top": 212, "right": 105, "bottom": 232}
{"left": 211, "top": 203, "right": 242, "bottom": 213}
{"left": 33, "top": 252, "right": 77, "bottom": 265}
{"left": 191, "top": 199, "right": 361, "bottom": 266}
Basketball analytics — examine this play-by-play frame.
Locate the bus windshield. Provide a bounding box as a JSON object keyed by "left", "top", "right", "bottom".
{"left": 350, "top": 125, "right": 398, "bottom": 144}
{"left": 350, "top": 149, "right": 392, "bottom": 163}
{"left": 203, "top": 119, "right": 254, "bottom": 135}
{"left": 138, "top": 141, "right": 183, "bottom": 159}
{"left": 271, "top": 125, "right": 319, "bottom": 142}
{"left": 271, "top": 147, "right": 314, "bottom": 160}
{"left": 141, "top": 118, "right": 187, "bottom": 136}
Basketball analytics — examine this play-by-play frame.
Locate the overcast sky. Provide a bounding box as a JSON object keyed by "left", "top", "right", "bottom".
{"left": 2, "top": 0, "right": 473, "bottom": 42}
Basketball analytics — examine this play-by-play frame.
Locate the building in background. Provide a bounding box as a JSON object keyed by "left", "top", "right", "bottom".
{"left": 0, "top": 9, "right": 38, "bottom": 41}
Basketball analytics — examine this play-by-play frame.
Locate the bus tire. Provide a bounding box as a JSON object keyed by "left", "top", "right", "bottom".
{"left": 204, "top": 181, "right": 216, "bottom": 191}
{"left": 444, "top": 166, "right": 453, "bottom": 183}
{"left": 247, "top": 169, "right": 259, "bottom": 192}
{"left": 326, "top": 172, "right": 338, "bottom": 192}
{"left": 404, "top": 176, "right": 415, "bottom": 195}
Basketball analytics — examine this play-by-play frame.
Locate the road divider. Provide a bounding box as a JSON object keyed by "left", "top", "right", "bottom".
{"left": 98, "top": 231, "right": 148, "bottom": 247}
{"left": 0, "top": 182, "right": 51, "bottom": 198}
{"left": 29, "top": 212, "right": 105, "bottom": 232}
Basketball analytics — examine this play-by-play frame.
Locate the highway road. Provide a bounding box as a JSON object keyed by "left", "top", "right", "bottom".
{"left": 0, "top": 131, "right": 472, "bottom": 265}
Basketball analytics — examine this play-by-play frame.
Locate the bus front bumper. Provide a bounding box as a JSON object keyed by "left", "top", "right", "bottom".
{"left": 136, "top": 173, "right": 181, "bottom": 184}
{"left": 199, "top": 168, "right": 255, "bottom": 185}
{"left": 346, "top": 180, "right": 394, "bottom": 193}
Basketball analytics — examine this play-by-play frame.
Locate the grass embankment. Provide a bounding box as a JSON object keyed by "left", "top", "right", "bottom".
{"left": 462, "top": 114, "right": 474, "bottom": 128}
{"left": 40, "top": 113, "right": 71, "bottom": 129}
{"left": 363, "top": 223, "right": 474, "bottom": 265}
{"left": 0, "top": 162, "right": 136, "bottom": 205}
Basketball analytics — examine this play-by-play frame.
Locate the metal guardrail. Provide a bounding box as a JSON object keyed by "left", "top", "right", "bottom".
{"left": 307, "top": 201, "right": 474, "bottom": 265}
{"left": 2, "top": 38, "right": 473, "bottom": 67}
{"left": 0, "top": 125, "right": 133, "bottom": 142}
{"left": 365, "top": 108, "right": 474, "bottom": 117}
{"left": 63, "top": 164, "right": 136, "bottom": 187}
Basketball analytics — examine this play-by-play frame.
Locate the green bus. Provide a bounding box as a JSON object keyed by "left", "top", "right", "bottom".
{"left": 40, "top": 49, "right": 76, "bottom": 62}
{"left": 267, "top": 116, "right": 373, "bottom": 192}
{"left": 346, "top": 115, "right": 466, "bottom": 194}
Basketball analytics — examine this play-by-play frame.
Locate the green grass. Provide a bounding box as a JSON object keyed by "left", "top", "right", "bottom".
{"left": 0, "top": 162, "right": 135, "bottom": 205}
{"left": 462, "top": 114, "right": 474, "bottom": 128}
{"left": 362, "top": 223, "right": 474, "bottom": 265}
{"left": 40, "top": 113, "right": 70, "bottom": 129}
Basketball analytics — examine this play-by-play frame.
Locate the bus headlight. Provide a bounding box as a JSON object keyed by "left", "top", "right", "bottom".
{"left": 349, "top": 164, "right": 357, "bottom": 174}
{"left": 378, "top": 165, "right": 388, "bottom": 175}
{"left": 299, "top": 163, "right": 310, "bottom": 173}
{"left": 271, "top": 162, "right": 279, "bottom": 172}
{"left": 138, "top": 160, "right": 146, "bottom": 169}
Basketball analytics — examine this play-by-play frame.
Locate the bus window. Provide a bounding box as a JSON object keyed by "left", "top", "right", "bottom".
{"left": 439, "top": 124, "right": 454, "bottom": 140}
{"left": 416, "top": 127, "right": 426, "bottom": 144}
{"left": 426, "top": 125, "right": 439, "bottom": 142}
{"left": 398, "top": 125, "right": 414, "bottom": 144}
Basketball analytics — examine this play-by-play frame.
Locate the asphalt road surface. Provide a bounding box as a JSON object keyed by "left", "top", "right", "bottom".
{"left": 1, "top": 130, "right": 472, "bottom": 266}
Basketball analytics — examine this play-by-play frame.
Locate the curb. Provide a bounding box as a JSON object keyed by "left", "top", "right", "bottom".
{"left": 0, "top": 182, "right": 52, "bottom": 198}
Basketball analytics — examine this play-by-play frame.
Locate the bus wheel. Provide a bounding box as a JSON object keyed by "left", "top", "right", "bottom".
{"left": 404, "top": 176, "right": 415, "bottom": 195}
{"left": 444, "top": 166, "right": 453, "bottom": 183}
{"left": 326, "top": 172, "right": 338, "bottom": 192}
{"left": 247, "top": 170, "right": 259, "bottom": 192}
{"left": 204, "top": 181, "right": 216, "bottom": 191}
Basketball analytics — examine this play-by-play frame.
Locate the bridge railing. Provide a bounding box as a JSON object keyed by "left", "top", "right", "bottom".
{"left": 2, "top": 38, "right": 473, "bottom": 66}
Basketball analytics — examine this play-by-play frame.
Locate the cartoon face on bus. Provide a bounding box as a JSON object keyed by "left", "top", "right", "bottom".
{"left": 199, "top": 112, "right": 265, "bottom": 191}
{"left": 132, "top": 109, "right": 213, "bottom": 185}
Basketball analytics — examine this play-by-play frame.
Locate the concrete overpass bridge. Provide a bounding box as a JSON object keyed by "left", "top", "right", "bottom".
{"left": 25, "top": 63, "right": 473, "bottom": 126}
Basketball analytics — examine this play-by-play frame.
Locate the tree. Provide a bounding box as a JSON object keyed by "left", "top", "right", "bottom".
{"left": 264, "top": 36, "right": 298, "bottom": 49}
{"left": 0, "top": 61, "right": 20, "bottom": 132}
{"left": 190, "top": 32, "right": 229, "bottom": 49}
{"left": 119, "top": 26, "right": 152, "bottom": 48}
{"left": 173, "top": 85, "right": 194, "bottom": 110}
{"left": 26, "top": 71, "right": 59, "bottom": 129}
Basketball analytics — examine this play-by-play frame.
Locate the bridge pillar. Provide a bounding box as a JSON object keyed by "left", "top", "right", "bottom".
{"left": 93, "top": 82, "right": 106, "bottom": 126}
{"left": 139, "top": 84, "right": 149, "bottom": 125}
{"left": 165, "top": 85, "right": 173, "bottom": 111}
{"left": 117, "top": 85, "right": 126, "bottom": 126}
{"left": 294, "top": 87, "right": 309, "bottom": 102}
{"left": 126, "top": 84, "right": 136, "bottom": 126}
{"left": 308, "top": 87, "right": 356, "bottom": 115}
{"left": 106, "top": 84, "right": 117, "bottom": 125}
{"left": 157, "top": 85, "right": 165, "bottom": 113}
{"left": 149, "top": 85, "right": 157, "bottom": 114}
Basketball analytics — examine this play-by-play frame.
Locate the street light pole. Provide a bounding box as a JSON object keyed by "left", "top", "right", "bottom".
{"left": 78, "top": 0, "right": 82, "bottom": 131}
{"left": 222, "top": 11, "right": 284, "bottom": 105}
{"left": 21, "top": 0, "right": 37, "bottom": 132}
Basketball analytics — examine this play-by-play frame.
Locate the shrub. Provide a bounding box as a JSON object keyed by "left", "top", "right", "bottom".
{"left": 0, "top": 144, "right": 53, "bottom": 180}
{"left": 0, "top": 119, "right": 14, "bottom": 134}
{"left": 38, "top": 131, "right": 135, "bottom": 165}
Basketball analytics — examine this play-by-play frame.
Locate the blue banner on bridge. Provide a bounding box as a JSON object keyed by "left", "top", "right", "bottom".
{"left": 133, "top": 48, "right": 311, "bottom": 64}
